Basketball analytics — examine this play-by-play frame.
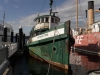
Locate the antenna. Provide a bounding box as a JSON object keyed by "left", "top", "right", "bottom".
{"left": 3, "top": 11, "right": 5, "bottom": 26}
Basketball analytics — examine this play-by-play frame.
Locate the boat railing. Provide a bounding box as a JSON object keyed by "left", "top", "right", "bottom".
{"left": 0, "top": 20, "right": 12, "bottom": 29}
{"left": 0, "top": 42, "right": 18, "bottom": 65}
{"left": 0, "top": 42, "right": 18, "bottom": 57}
{"left": 71, "top": 46, "right": 100, "bottom": 56}
{"left": 0, "top": 46, "right": 8, "bottom": 65}
{"left": 4, "top": 22, "right": 12, "bottom": 29}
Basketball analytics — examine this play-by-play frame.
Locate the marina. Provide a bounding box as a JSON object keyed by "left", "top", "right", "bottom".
{"left": 0, "top": 0, "right": 100, "bottom": 75}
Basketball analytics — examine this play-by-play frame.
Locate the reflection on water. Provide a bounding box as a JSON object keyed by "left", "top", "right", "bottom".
{"left": 10, "top": 54, "right": 67, "bottom": 75}
{"left": 29, "top": 56, "right": 67, "bottom": 75}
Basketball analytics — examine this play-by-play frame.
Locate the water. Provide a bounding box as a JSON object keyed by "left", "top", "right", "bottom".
{"left": 29, "top": 56, "right": 67, "bottom": 75}
{"left": 10, "top": 52, "right": 67, "bottom": 75}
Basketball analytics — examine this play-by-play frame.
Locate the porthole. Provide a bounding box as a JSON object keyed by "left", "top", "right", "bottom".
{"left": 53, "top": 46, "right": 57, "bottom": 53}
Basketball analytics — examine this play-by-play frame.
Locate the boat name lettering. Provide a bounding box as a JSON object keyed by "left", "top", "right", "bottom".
{"left": 70, "top": 54, "right": 82, "bottom": 66}
{"left": 75, "top": 36, "right": 83, "bottom": 44}
{"left": 37, "top": 33, "right": 48, "bottom": 39}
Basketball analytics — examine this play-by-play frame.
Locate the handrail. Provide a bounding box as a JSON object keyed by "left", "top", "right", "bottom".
{"left": 0, "top": 46, "right": 8, "bottom": 65}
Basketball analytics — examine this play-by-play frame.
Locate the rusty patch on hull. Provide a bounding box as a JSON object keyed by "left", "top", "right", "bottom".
{"left": 29, "top": 52, "right": 68, "bottom": 74}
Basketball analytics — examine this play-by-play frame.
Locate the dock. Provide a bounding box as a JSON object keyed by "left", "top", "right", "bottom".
{"left": 0, "top": 25, "right": 29, "bottom": 75}
{"left": 0, "top": 42, "right": 17, "bottom": 75}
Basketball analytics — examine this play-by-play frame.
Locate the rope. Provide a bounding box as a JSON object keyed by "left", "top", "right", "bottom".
{"left": 46, "top": 28, "right": 56, "bottom": 75}
{"left": 38, "top": 0, "right": 47, "bottom": 15}
{"left": 70, "top": 0, "right": 76, "bottom": 21}
{"left": 53, "top": 0, "right": 58, "bottom": 16}
{"left": 60, "top": 40, "right": 65, "bottom": 75}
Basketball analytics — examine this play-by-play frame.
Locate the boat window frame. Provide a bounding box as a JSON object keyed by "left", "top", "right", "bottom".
{"left": 55, "top": 18, "right": 58, "bottom": 24}
{"left": 41, "top": 17, "right": 44, "bottom": 23}
{"left": 51, "top": 17, "right": 54, "bottom": 23}
{"left": 38, "top": 18, "right": 40, "bottom": 23}
{"left": 35, "top": 20, "right": 37, "bottom": 25}
{"left": 45, "top": 17, "right": 49, "bottom": 23}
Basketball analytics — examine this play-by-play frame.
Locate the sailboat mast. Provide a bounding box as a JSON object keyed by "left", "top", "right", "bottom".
{"left": 76, "top": 0, "right": 78, "bottom": 30}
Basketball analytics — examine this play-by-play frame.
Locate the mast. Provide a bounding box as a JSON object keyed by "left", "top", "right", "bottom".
{"left": 76, "top": 0, "right": 78, "bottom": 31}
{"left": 3, "top": 11, "right": 5, "bottom": 26}
{"left": 49, "top": 0, "right": 53, "bottom": 29}
{"left": 50, "top": 0, "right": 53, "bottom": 15}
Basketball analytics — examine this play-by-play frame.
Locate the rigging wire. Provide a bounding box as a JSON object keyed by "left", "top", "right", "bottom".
{"left": 46, "top": 29, "right": 56, "bottom": 75}
{"left": 79, "top": 0, "right": 86, "bottom": 29}
{"left": 79, "top": 0, "right": 83, "bottom": 20}
{"left": 53, "top": 0, "right": 58, "bottom": 16}
{"left": 59, "top": 0, "right": 76, "bottom": 25}
{"left": 38, "top": 0, "right": 47, "bottom": 15}
{"left": 70, "top": 0, "right": 76, "bottom": 21}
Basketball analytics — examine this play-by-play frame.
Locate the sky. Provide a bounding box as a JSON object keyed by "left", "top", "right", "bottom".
{"left": 0, "top": 0, "right": 100, "bottom": 36}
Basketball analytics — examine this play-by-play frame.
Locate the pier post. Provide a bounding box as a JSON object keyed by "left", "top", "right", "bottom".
{"left": 23, "top": 33, "right": 25, "bottom": 47}
{"left": 3, "top": 26, "right": 7, "bottom": 42}
{"left": 19, "top": 26, "right": 23, "bottom": 50}
{"left": 15, "top": 33, "right": 17, "bottom": 42}
{"left": 65, "top": 20, "right": 73, "bottom": 75}
{"left": 11, "top": 31, "right": 13, "bottom": 42}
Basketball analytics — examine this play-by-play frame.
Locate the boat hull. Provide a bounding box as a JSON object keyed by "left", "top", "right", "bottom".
{"left": 27, "top": 23, "right": 75, "bottom": 74}
{"left": 70, "top": 32, "right": 100, "bottom": 74}
{"left": 29, "top": 39, "right": 69, "bottom": 73}
{"left": 29, "top": 49, "right": 68, "bottom": 73}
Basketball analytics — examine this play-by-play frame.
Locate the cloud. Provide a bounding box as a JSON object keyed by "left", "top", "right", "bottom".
{"left": 6, "top": 0, "right": 100, "bottom": 36}
{"left": 14, "top": 0, "right": 31, "bottom": 2}
{"left": 14, "top": 5, "right": 18, "bottom": 8}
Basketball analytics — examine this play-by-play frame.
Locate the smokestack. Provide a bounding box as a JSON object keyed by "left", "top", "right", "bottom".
{"left": 88, "top": 1, "right": 94, "bottom": 29}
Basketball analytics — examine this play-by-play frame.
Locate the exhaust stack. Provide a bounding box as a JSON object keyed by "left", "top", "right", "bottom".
{"left": 88, "top": 1, "right": 94, "bottom": 29}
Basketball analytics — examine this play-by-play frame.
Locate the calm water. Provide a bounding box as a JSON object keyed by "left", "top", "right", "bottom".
{"left": 10, "top": 52, "right": 67, "bottom": 75}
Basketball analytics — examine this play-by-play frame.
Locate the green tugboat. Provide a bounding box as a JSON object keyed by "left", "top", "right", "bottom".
{"left": 26, "top": 0, "right": 75, "bottom": 73}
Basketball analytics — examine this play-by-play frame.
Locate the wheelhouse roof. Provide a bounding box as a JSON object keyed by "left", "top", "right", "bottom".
{"left": 34, "top": 15, "right": 60, "bottom": 21}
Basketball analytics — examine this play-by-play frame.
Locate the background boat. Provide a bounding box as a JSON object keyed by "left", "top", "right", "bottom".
{"left": 70, "top": 0, "right": 100, "bottom": 75}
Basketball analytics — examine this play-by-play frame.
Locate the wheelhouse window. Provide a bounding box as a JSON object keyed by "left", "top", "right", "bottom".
{"left": 45, "top": 17, "right": 49, "bottom": 22}
{"left": 55, "top": 18, "right": 58, "bottom": 24}
{"left": 35, "top": 21, "right": 37, "bottom": 24}
{"left": 38, "top": 18, "right": 40, "bottom": 23}
{"left": 51, "top": 17, "right": 54, "bottom": 23}
{"left": 41, "top": 18, "right": 44, "bottom": 23}
{"left": 36, "top": 19, "right": 38, "bottom": 24}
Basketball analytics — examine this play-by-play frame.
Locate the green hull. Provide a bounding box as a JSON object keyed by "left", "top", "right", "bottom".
{"left": 27, "top": 23, "right": 75, "bottom": 71}
{"left": 29, "top": 38, "right": 68, "bottom": 64}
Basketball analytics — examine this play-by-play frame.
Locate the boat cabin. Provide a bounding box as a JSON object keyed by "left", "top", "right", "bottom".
{"left": 91, "top": 21, "right": 100, "bottom": 32}
{"left": 0, "top": 22, "right": 13, "bottom": 42}
{"left": 33, "top": 15, "right": 60, "bottom": 32}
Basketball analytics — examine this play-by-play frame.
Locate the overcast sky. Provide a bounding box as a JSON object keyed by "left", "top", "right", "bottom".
{"left": 0, "top": 0, "right": 100, "bottom": 36}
